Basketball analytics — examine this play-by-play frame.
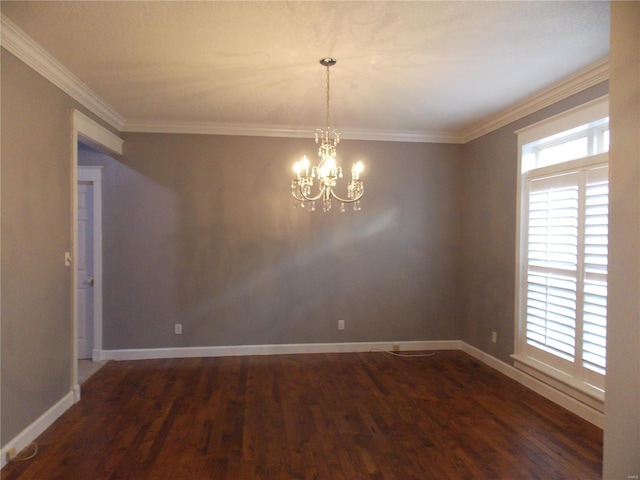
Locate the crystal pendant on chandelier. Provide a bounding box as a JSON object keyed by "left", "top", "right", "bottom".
{"left": 291, "top": 58, "right": 364, "bottom": 212}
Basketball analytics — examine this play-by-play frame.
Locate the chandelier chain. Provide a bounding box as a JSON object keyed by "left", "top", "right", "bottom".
{"left": 325, "top": 64, "right": 331, "bottom": 131}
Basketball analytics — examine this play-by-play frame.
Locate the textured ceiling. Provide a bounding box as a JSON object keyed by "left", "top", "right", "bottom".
{"left": 1, "top": 1, "right": 610, "bottom": 141}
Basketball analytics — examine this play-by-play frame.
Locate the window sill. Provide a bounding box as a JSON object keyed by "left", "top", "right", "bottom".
{"left": 511, "top": 354, "right": 605, "bottom": 413}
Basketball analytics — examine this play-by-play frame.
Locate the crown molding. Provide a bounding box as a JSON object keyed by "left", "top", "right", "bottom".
{"left": 0, "top": 13, "right": 125, "bottom": 131}
{"left": 330, "top": 127, "right": 465, "bottom": 144}
{"left": 122, "top": 120, "right": 317, "bottom": 138}
{"left": 122, "top": 119, "right": 465, "bottom": 144}
{"left": 461, "top": 57, "right": 609, "bottom": 143}
{"left": 2, "top": 13, "right": 608, "bottom": 145}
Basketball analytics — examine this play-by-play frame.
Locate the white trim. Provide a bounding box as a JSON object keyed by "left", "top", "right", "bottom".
{"left": 512, "top": 355, "right": 604, "bottom": 409}
{"left": 121, "top": 120, "right": 464, "bottom": 144}
{"left": 72, "top": 384, "right": 81, "bottom": 403}
{"left": 463, "top": 58, "right": 609, "bottom": 144}
{"left": 0, "top": 391, "right": 75, "bottom": 468}
{"left": 78, "top": 166, "right": 104, "bottom": 364}
{"left": 121, "top": 120, "right": 313, "bottom": 138}
{"left": 70, "top": 136, "right": 80, "bottom": 396}
{"left": 73, "top": 110, "right": 123, "bottom": 156}
{"left": 460, "top": 343, "right": 604, "bottom": 428}
{"left": 524, "top": 152, "right": 609, "bottom": 180}
{"left": 0, "top": 14, "right": 124, "bottom": 131}
{"left": 100, "top": 340, "right": 461, "bottom": 361}
{"left": 516, "top": 96, "right": 609, "bottom": 147}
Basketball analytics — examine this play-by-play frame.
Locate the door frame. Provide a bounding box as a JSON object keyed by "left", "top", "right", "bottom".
{"left": 78, "top": 166, "right": 104, "bottom": 361}
{"left": 71, "top": 110, "right": 123, "bottom": 402}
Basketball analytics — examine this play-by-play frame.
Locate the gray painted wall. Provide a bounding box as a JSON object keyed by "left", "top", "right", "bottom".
{"left": 79, "top": 136, "right": 464, "bottom": 349}
{"left": 460, "top": 82, "right": 609, "bottom": 364}
{"left": 1, "top": 51, "right": 74, "bottom": 444}
{"left": 0, "top": 49, "right": 117, "bottom": 445}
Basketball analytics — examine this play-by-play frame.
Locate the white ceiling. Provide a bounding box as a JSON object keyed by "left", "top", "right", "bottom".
{"left": 1, "top": 1, "right": 610, "bottom": 142}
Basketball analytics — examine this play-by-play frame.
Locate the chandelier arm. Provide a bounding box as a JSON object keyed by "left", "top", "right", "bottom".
{"left": 291, "top": 186, "right": 325, "bottom": 202}
{"left": 329, "top": 189, "right": 364, "bottom": 203}
{"left": 291, "top": 189, "right": 305, "bottom": 202}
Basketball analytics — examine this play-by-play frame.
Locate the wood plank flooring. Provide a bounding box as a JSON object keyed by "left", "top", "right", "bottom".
{"left": 1, "top": 351, "right": 602, "bottom": 479}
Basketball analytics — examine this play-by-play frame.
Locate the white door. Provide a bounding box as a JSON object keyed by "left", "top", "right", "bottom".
{"left": 77, "top": 182, "right": 94, "bottom": 359}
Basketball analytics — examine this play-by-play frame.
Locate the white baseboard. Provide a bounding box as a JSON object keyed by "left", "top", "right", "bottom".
{"left": 1, "top": 390, "right": 77, "bottom": 469}
{"left": 459, "top": 342, "right": 604, "bottom": 428}
{"left": 73, "top": 384, "right": 82, "bottom": 403}
{"left": 100, "top": 340, "right": 461, "bottom": 361}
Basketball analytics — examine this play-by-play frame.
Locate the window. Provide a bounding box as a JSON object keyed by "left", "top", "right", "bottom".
{"left": 514, "top": 97, "right": 609, "bottom": 407}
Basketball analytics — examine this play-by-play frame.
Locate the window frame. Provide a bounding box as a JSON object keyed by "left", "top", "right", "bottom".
{"left": 513, "top": 96, "right": 609, "bottom": 411}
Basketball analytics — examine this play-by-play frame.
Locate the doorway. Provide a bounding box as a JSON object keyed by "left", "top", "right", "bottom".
{"left": 77, "top": 166, "right": 103, "bottom": 363}
{"left": 71, "top": 109, "right": 123, "bottom": 398}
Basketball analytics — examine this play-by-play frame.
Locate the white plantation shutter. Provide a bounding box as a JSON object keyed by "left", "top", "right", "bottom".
{"left": 522, "top": 164, "right": 608, "bottom": 390}
{"left": 581, "top": 166, "right": 608, "bottom": 388}
{"left": 525, "top": 273, "right": 577, "bottom": 360}
{"left": 516, "top": 99, "right": 608, "bottom": 404}
{"left": 525, "top": 173, "right": 579, "bottom": 368}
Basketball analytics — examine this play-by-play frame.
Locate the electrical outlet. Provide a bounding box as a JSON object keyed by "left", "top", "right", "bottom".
{"left": 175, "top": 324, "right": 182, "bottom": 335}
{"left": 338, "top": 320, "right": 345, "bottom": 331}
{"left": 491, "top": 331, "right": 497, "bottom": 343}
{"left": 7, "top": 447, "right": 17, "bottom": 461}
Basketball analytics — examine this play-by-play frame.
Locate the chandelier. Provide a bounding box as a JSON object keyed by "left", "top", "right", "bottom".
{"left": 291, "top": 58, "right": 364, "bottom": 213}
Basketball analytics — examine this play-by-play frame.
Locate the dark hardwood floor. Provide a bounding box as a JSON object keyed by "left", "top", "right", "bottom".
{"left": 2, "top": 351, "right": 602, "bottom": 479}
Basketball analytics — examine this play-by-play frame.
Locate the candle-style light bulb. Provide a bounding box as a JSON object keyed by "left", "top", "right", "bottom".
{"left": 352, "top": 161, "right": 364, "bottom": 180}
{"left": 300, "top": 155, "right": 310, "bottom": 176}
{"left": 326, "top": 156, "right": 336, "bottom": 174}
{"left": 319, "top": 162, "right": 329, "bottom": 178}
